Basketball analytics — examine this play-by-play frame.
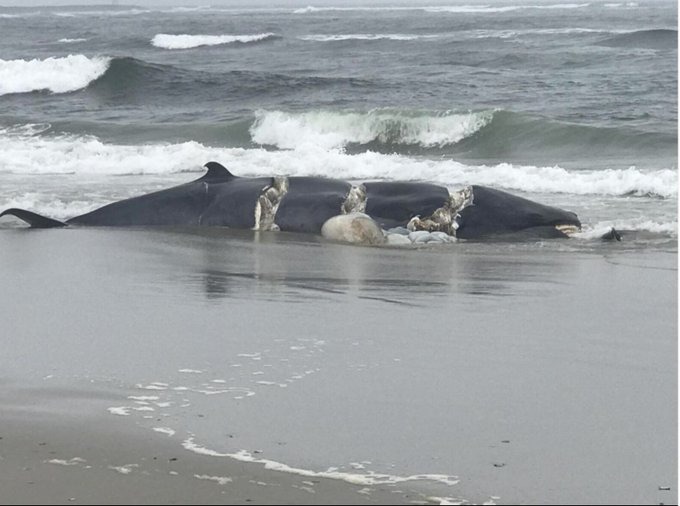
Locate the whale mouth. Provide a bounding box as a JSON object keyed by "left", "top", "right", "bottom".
{"left": 555, "top": 224, "right": 581, "bottom": 236}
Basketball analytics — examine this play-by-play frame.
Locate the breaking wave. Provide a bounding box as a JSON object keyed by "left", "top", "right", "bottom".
{"left": 0, "top": 55, "right": 111, "bottom": 96}
{"left": 53, "top": 8, "right": 151, "bottom": 17}
{"left": 247, "top": 108, "right": 677, "bottom": 163}
{"left": 151, "top": 33, "right": 278, "bottom": 50}
{"left": 0, "top": 125, "right": 675, "bottom": 199}
{"left": 250, "top": 109, "right": 494, "bottom": 150}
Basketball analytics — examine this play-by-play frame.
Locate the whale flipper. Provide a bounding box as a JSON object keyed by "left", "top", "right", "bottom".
{"left": 0, "top": 208, "right": 68, "bottom": 228}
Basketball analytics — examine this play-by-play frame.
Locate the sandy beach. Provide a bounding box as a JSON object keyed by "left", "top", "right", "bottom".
{"left": 0, "top": 227, "right": 676, "bottom": 505}
{"left": 0, "top": 409, "right": 409, "bottom": 505}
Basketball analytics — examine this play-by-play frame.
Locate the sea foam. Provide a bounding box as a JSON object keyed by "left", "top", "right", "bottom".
{"left": 0, "top": 55, "right": 110, "bottom": 96}
{"left": 182, "top": 437, "right": 459, "bottom": 487}
{"left": 151, "top": 33, "right": 276, "bottom": 49}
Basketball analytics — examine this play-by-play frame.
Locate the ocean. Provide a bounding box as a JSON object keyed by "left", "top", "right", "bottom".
{"left": 0, "top": 2, "right": 677, "bottom": 504}
{"left": 0, "top": 1, "right": 677, "bottom": 242}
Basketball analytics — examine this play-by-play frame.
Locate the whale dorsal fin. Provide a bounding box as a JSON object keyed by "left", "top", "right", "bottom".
{"left": 200, "top": 162, "right": 235, "bottom": 181}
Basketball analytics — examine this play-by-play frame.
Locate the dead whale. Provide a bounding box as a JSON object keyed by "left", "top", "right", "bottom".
{"left": 0, "top": 161, "right": 585, "bottom": 244}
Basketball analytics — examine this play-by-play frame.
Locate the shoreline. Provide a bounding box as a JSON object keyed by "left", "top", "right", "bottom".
{"left": 0, "top": 229, "right": 676, "bottom": 505}
{"left": 0, "top": 408, "right": 437, "bottom": 506}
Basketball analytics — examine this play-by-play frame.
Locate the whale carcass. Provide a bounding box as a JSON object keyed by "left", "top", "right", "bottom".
{"left": 0, "top": 162, "right": 583, "bottom": 244}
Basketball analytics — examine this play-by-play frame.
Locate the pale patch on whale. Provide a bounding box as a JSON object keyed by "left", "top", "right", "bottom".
{"left": 321, "top": 213, "right": 386, "bottom": 245}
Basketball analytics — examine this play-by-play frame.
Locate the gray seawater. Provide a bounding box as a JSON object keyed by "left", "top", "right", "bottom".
{"left": 0, "top": 0, "right": 677, "bottom": 242}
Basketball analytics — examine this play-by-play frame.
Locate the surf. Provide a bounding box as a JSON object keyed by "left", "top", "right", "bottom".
{"left": 0, "top": 55, "right": 111, "bottom": 96}
{"left": 151, "top": 33, "right": 278, "bottom": 50}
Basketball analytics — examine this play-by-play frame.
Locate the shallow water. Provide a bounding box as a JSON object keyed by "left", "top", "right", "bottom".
{"left": 0, "top": 228, "right": 676, "bottom": 503}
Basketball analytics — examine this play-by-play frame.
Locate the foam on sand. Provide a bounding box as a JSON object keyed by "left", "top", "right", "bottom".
{"left": 45, "top": 457, "right": 86, "bottom": 466}
{"left": 182, "top": 437, "right": 459, "bottom": 487}
{"left": 153, "top": 427, "right": 176, "bottom": 437}
{"left": 194, "top": 474, "right": 233, "bottom": 485}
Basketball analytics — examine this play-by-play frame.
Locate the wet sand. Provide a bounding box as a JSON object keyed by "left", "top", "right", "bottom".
{"left": 0, "top": 227, "right": 676, "bottom": 505}
{"left": 0, "top": 410, "right": 409, "bottom": 505}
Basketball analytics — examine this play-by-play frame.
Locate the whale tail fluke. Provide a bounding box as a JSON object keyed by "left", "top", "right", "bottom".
{"left": 0, "top": 208, "right": 68, "bottom": 228}
{"left": 601, "top": 227, "right": 622, "bottom": 241}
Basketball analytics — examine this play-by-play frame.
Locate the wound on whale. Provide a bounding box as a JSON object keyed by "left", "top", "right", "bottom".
{"left": 0, "top": 161, "right": 589, "bottom": 245}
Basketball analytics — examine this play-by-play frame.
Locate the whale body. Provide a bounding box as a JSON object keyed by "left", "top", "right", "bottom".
{"left": 0, "top": 161, "right": 583, "bottom": 243}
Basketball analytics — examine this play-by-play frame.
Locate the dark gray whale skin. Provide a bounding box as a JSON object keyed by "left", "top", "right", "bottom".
{"left": 364, "top": 181, "right": 451, "bottom": 230}
{"left": 0, "top": 162, "right": 582, "bottom": 239}
{"left": 72, "top": 166, "right": 273, "bottom": 229}
{"left": 275, "top": 177, "right": 352, "bottom": 234}
{"left": 456, "top": 186, "right": 581, "bottom": 239}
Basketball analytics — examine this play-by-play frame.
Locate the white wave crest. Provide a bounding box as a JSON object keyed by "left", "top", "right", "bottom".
{"left": 294, "top": 6, "right": 401, "bottom": 13}
{"left": 0, "top": 128, "right": 215, "bottom": 177}
{"left": 424, "top": 3, "right": 590, "bottom": 13}
{"left": 164, "top": 6, "right": 212, "bottom": 13}
{"left": 299, "top": 34, "right": 438, "bottom": 42}
{"left": 295, "top": 4, "right": 590, "bottom": 14}
{"left": 459, "top": 164, "right": 677, "bottom": 198}
{"left": 151, "top": 33, "right": 276, "bottom": 50}
{"left": 58, "top": 38, "right": 88, "bottom": 43}
{"left": 470, "top": 27, "right": 624, "bottom": 39}
{"left": 250, "top": 109, "right": 494, "bottom": 150}
{"left": 54, "top": 9, "right": 150, "bottom": 17}
{"left": 0, "top": 10, "right": 45, "bottom": 18}
{"left": 0, "top": 55, "right": 110, "bottom": 96}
